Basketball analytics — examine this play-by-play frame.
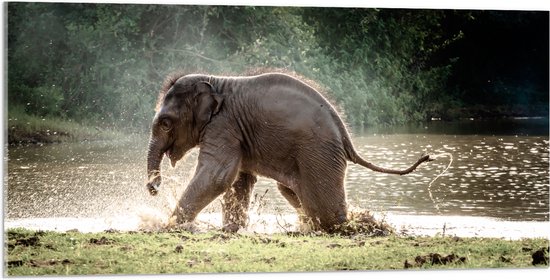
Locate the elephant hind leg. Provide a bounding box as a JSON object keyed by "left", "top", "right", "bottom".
{"left": 302, "top": 188, "right": 347, "bottom": 233}
{"left": 277, "top": 182, "right": 301, "bottom": 209}
{"left": 277, "top": 183, "right": 311, "bottom": 229}
{"left": 278, "top": 181, "right": 347, "bottom": 233}
{"left": 300, "top": 185, "right": 348, "bottom": 233}
{"left": 296, "top": 153, "right": 349, "bottom": 232}
{"left": 222, "top": 172, "right": 257, "bottom": 232}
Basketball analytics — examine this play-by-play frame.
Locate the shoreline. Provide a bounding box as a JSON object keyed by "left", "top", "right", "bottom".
{"left": 7, "top": 115, "right": 548, "bottom": 146}
{"left": 5, "top": 212, "right": 549, "bottom": 240}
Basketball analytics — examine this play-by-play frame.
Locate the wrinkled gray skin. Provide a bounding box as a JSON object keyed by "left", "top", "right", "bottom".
{"left": 146, "top": 73, "right": 431, "bottom": 233}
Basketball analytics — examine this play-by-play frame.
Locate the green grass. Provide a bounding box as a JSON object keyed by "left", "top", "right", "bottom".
{"left": 7, "top": 106, "right": 121, "bottom": 144}
{"left": 4, "top": 228, "right": 548, "bottom": 276}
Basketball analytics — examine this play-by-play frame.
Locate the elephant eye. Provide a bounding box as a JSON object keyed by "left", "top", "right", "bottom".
{"left": 159, "top": 118, "right": 172, "bottom": 131}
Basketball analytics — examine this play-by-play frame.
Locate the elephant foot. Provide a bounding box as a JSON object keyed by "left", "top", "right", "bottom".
{"left": 173, "top": 221, "right": 200, "bottom": 233}
{"left": 221, "top": 212, "right": 248, "bottom": 233}
{"left": 173, "top": 206, "right": 198, "bottom": 225}
{"left": 296, "top": 208, "right": 319, "bottom": 232}
{"left": 222, "top": 223, "right": 241, "bottom": 233}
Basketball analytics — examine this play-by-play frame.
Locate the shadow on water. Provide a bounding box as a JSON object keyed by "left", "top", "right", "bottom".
{"left": 360, "top": 117, "right": 549, "bottom": 136}
{"left": 4, "top": 118, "right": 549, "bottom": 233}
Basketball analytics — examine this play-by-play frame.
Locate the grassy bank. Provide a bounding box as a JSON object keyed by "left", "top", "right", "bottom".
{"left": 5, "top": 228, "right": 548, "bottom": 276}
{"left": 7, "top": 108, "right": 123, "bottom": 145}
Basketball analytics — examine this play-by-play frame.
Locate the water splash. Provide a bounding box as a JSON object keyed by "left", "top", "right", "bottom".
{"left": 6, "top": 211, "right": 549, "bottom": 240}
{"left": 6, "top": 130, "right": 549, "bottom": 237}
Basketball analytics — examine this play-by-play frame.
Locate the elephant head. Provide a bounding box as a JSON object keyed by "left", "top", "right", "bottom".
{"left": 146, "top": 76, "right": 224, "bottom": 195}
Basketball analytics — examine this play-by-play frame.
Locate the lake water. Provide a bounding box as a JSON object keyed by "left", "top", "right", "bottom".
{"left": 4, "top": 118, "right": 549, "bottom": 233}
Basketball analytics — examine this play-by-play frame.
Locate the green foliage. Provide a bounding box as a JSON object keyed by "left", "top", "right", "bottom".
{"left": 7, "top": 3, "right": 546, "bottom": 133}
{"left": 300, "top": 8, "right": 464, "bottom": 126}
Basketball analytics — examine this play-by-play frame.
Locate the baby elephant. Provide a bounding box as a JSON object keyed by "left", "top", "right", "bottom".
{"left": 146, "top": 72, "right": 430, "bottom": 232}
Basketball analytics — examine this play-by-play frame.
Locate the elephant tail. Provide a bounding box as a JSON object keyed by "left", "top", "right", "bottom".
{"left": 344, "top": 141, "right": 432, "bottom": 175}
{"left": 332, "top": 105, "right": 431, "bottom": 175}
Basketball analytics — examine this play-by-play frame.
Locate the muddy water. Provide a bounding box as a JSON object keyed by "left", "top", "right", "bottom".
{"left": 5, "top": 119, "right": 549, "bottom": 229}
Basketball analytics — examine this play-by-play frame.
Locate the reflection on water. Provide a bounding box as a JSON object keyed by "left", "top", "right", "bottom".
{"left": 344, "top": 134, "right": 548, "bottom": 221}
{"left": 5, "top": 119, "right": 549, "bottom": 225}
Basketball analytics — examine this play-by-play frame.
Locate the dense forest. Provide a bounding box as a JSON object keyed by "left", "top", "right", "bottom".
{"left": 6, "top": 3, "right": 549, "bottom": 133}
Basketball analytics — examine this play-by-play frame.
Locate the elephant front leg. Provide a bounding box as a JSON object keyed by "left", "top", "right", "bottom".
{"left": 173, "top": 151, "right": 242, "bottom": 225}
{"left": 222, "top": 172, "right": 257, "bottom": 233}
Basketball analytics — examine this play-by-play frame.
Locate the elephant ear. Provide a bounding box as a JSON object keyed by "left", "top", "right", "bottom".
{"left": 193, "top": 81, "right": 224, "bottom": 131}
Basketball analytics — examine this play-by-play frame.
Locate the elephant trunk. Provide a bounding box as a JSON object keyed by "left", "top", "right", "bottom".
{"left": 146, "top": 137, "right": 164, "bottom": 196}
